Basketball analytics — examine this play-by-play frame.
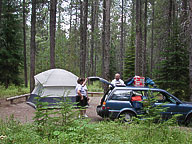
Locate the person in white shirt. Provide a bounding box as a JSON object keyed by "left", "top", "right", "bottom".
{"left": 111, "top": 73, "right": 125, "bottom": 86}
{"left": 75, "top": 78, "right": 89, "bottom": 117}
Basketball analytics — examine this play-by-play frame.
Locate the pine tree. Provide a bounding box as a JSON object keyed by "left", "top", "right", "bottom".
{"left": 157, "top": 20, "right": 189, "bottom": 100}
{"left": 123, "top": 0, "right": 135, "bottom": 80}
{"left": 0, "top": 0, "right": 23, "bottom": 88}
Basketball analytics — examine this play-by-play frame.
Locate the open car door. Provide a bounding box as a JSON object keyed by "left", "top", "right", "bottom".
{"left": 88, "top": 76, "right": 114, "bottom": 88}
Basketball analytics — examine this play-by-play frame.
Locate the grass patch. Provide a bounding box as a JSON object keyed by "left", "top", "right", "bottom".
{"left": 87, "top": 81, "right": 103, "bottom": 92}
{"left": 0, "top": 118, "right": 192, "bottom": 144}
{"left": 0, "top": 85, "right": 29, "bottom": 98}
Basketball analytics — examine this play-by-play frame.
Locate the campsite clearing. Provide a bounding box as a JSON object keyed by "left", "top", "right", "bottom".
{"left": 0, "top": 96, "right": 102, "bottom": 123}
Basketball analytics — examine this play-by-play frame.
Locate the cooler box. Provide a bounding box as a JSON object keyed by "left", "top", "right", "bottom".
{"left": 131, "top": 95, "right": 143, "bottom": 109}
{"left": 134, "top": 76, "right": 145, "bottom": 87}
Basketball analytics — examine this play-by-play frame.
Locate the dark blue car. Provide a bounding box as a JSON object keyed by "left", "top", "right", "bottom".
{"left": 89, "top": 77, "right": 192, "bottom": 125}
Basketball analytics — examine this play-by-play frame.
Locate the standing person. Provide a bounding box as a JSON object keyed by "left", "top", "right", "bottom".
{"left": 82, "top": 78, "right": 90, "bottom": 108}
{"left": 75, "top": 78, "right": 89, "bottom": 117}
{"left": 111, "top": 73, "right": 125, "bottom": 86}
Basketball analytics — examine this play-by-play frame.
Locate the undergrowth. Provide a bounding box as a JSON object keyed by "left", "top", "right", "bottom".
{"left": 0, "top": 84, "right": 29, "bottom": 98}
{"left": 0, "top": 118, "right": 192, "bottom": 144}
{"left": 87, "top": 81, "right": 103, "bottom": 92}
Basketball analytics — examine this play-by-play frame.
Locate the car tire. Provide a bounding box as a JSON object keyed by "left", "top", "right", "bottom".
{"left": 119, "top": 111, "right": 135, "bottom": 123}
{"left": 185, "top": 115, "right": 192, "bottom": 127}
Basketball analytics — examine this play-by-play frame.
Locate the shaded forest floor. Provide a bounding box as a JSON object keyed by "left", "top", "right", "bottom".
{"left": 0, "top": 96, "right": 102, "bottom": 123}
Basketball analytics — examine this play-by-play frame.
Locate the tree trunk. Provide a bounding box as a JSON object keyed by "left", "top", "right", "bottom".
{"left": 30, "top": 0, "right": 36, "bottom": 92}
{"left": 58, "top": 0, "right": 61, "bottom": 30}
{"left": 135, "top": 0, "right": 142, "bottom": 76}
{"left": 102, "top": 0, "right": 106, "bottom": 79}
{"left": 90, "top": 0, "right": 95, "bottom": 76}
{"left": 84, "top": 0, "right": 88, "bottom": 77}
{"left": 75, "top": 0, "right": 78, "bottom": 31}
{"left": 50, "top": 0, "right": 57, "bottom": 69}
{"left": 189, "top": 0, "right": 192, "bottom": 101}
{"left": 0, "top": 0, "right": 2, "bottom": 22}
{"left": 102, "top": 0, "right": 111, "bottom": 91}
{"left": 150, "top": 0, "right": 154, "bottom": 77}
{"left": 181, "top": 0, "right": 188, "bottom": 37}
{"left": 94, "top": 0, "right": 99, "bottom": 76}
{"left": 74, "top": 0, "right": 79, "bottom": 70}
{"left": 120, "top": 0, "right": 124, "bottom": 78}
{"left": 182, "top": 0, "right": 187, "bottom": 21}
{"left": 90, "top": 0, "right": 98, "bottom": 76}
{"left": 23, "top": 0, "right": 28, "bottom": 87}
{"left": 80, "top": 0, "right": 83, "bottom": 77}
{"left": 69, "top": 1, "right": 72, "bottom": 34}
{"left": 80, "top": 0, "right": 88, "bottom": 78}
{"left": 142, "top": 0, "right": 147, "bottom": 77}
{"left": 168, "top": 0, "right": 172, "bottom": 37}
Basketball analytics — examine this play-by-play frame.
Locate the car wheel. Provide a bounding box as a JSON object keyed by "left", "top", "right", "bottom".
{"left": 185, "top": 115, "right": 192, "bottom": 127}
{"left": 119, "top": 111, "right": 135, "bottom": 123}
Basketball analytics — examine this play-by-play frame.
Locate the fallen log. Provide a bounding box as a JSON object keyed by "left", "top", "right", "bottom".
{"left": 88, "top": 92, "right": 104, "bottom": 97}
{"left": 6, "top": 93, "right": 30, "bottom": 104}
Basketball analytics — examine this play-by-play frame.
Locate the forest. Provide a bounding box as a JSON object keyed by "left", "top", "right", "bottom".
{"left": 0, "top": 0, "right": 192, "bottom": 101}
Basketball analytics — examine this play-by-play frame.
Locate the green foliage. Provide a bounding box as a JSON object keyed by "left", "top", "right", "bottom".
{"left": 0, "top": 0, "right": 23, "bottom": 88}
{"left": 127, "top": 90, "right": 186, "bottom": 143}
{"left": 135, "top": 90, "right": 182, "bottom": 126}
{"left": 33, "top": 92, "right": 80, "bottom": 140}
{"left": 156, "top": 19, "right": 189, "bottom": 100}
{"left": 123, "top": 1, "right": 135, "bottom": 80}
{"left": 0, "top": 117, "right": 43, "bottom": 144}
{"left": 0, "top": 117, "right": 192, "bottom": 144}
{"left": 124, "top": 44, "right": 135, "bottom": 80}
{"left": 0, "top": 84, "right": 29, "bottom": 98}
{"left": 87, "top": 81, "right": 103, "bottom": 92}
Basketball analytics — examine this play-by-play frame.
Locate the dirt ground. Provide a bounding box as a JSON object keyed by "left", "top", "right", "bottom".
{"left": 0, "top": 96, "right": 103, "bottom": 123}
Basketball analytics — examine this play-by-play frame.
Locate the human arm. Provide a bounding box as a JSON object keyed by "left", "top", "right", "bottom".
{"left": 82, "top": 78, "right": 88, "bottom": 87}
{"left": 77, "top": 90, "right": 83, "bottom": 100}
{"left": 77, "top": 85, "right": 83, "bottom": 100}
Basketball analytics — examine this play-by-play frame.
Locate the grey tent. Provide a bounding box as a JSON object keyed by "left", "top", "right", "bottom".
{"left": 27, "top": 69, "right": 78, "bottom": 108}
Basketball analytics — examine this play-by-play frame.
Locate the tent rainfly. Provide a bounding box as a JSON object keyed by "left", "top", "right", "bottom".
{"left": 27, "top": 69, "right": 78, "bottom": 108}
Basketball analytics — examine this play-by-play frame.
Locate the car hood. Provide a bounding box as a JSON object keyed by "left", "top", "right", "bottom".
{"left": 88, "top": 76, "right": 114, "bottom": 88}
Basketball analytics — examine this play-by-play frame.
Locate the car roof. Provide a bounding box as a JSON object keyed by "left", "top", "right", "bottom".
{"left": 113, "top": 86, "right": 165, "bottom": 92}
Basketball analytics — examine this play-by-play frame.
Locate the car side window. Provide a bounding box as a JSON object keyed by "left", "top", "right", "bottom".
{"left": 152, "top": 91, "right": 165, "bottom": 102}
{"left": 132, "top": 90, "right": 147, "bottom": 100}
{"left": 110, "top": 90, "right": 132, "bottom": 101}
{"left": 152, "top": 91, "right": 176, "bottom": 104}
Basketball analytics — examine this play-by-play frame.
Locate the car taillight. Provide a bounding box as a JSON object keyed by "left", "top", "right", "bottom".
{"left": 102, "top": 102, "right": 106, "bottom": 110}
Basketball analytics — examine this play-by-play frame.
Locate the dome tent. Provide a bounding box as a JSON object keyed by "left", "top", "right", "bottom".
{"left": 27, "top": 69, "right": 78, "bottom": 108}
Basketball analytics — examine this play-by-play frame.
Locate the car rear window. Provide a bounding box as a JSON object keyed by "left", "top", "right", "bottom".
{"left": 110, "top": 90, "right": 132, "bottom": 101}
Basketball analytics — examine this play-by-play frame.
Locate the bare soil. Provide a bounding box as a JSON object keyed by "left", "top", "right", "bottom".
{"left": 0, "top": 96, "right": 103, "bottom": 123}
